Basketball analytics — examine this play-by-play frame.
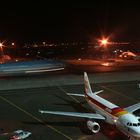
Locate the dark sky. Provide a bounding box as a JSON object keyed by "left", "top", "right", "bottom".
{"left": 0, "top": 1, "right": 140, "bottom": 44}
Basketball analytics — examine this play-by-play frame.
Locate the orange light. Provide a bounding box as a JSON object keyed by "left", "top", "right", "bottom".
{"left": 98, "top": 37, "right": 110, "bottom": 47}
{"left": 101, "top": 62, "right": 110, "bottom": 66}
{"left": 101, "top": 39, "right": 108, "bottom": 45}
{"left": 0, "top": 43, "right": 3, "bottom": 47}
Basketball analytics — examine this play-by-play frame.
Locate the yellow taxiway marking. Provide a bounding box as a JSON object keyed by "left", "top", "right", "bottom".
{"left": 57, "top": 86, "right": 90, "bottom": 112}
{"left": 0, "top": 95, "right": 73, "bottom": 140}
{"left": 77, "top": 136, "right": 87, "bottom": 140}
{"left": 57, "top": 86, "right": 82, "bottom": 104}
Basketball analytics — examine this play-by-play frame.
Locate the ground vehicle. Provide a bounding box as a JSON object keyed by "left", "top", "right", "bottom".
{"left": 9, "top": 130, "right": 31, "bottom": 140}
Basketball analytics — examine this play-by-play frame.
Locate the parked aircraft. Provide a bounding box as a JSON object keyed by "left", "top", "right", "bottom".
{"left": 39, "top": 72, "right": 140, "bottom": 140}
{"left": 119, "top": 51, "right": 140, "bottom": 60}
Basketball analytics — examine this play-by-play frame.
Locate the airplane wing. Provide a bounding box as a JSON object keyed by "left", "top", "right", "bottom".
{"left": 39, "top": 110, "right": 105, "bottom": 120}
{"left": 25, "top": 67, "right": 65, "bottom": 73}
{"left": 66, "top": 93, "right": 85, "bottom": 97}
{"left": 125, "top": 102, "right": 140, "bottom": 113}
{"left": 93, "top": 90, "right": 104, "bottom": 95}
{"left": 66, "top": 90, "right": 104, "bottom": 97}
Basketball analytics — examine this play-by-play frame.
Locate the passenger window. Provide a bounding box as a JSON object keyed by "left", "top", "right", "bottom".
{"left": 133, "top": 124, "right": 137, "bottom": 126}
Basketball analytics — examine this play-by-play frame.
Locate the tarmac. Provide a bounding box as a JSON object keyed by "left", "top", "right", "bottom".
{"left": 0, "top": 72, "right": 140, "bottom": 140}
{"left": 0, "top": 71, "right": 140, "bottom": 90}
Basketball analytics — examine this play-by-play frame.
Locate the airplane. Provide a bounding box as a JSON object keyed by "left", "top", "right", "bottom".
{"left": 39, "top": 72, "right": 140, "bottom": 140}
{"left": 119, "top": 51, "right": 140, "bottom": 60}
{"left": 0, "top": 59, "right": 65, "bottom": 76}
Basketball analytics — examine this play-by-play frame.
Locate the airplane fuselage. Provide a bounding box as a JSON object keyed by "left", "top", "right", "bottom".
{"left": 0, "top": 60, "right": 65, "bottom": 76}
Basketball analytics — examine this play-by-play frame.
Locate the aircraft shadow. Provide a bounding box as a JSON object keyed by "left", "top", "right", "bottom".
{"left": 99, "top": 121, "right": 128, "bottom": 140}
{"left": 52, "top": 94, "right": 89, "bottom": 112}
{"left": 22, "top": 120, "right": 93, "bottom": 135}
{"left": 22, "top": 120, "right": 128, "bottom": 140}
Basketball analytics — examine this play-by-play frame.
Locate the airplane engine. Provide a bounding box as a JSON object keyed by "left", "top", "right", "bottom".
{"left": 87, "top": 120, "right": 100, "bottom": 133}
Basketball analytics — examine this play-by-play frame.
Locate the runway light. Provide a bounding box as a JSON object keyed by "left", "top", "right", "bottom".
{"left": 101, "top": 62, "right": 110, "bottom": 66}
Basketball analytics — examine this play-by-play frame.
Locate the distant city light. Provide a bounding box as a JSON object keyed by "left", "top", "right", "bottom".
{"left": 12, "top": 42, "right": 15, "bottom": 46}
{"left": 42, "top": 42, "right": 46, "bottom": 46}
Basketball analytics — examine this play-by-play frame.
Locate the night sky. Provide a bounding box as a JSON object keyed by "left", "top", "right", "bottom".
{"left": 0, "top": 1, "right": 140, "bottom": 44}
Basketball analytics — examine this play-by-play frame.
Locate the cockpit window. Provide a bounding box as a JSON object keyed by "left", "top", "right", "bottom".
{"left": 127, "top": 122, "right": 140, "bottom": 127}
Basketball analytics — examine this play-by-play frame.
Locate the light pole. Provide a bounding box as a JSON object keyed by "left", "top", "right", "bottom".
{"left": 0, "top": 43, "right": 4, "bottom": 63}
{"left": 0, "top": 43, "right": 4, "bottom": 56}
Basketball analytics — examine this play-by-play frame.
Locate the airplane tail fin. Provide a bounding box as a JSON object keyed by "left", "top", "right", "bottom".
{"left": 84, "top": 72, "right": 93, "bottom": 95}
{"left": 84, "top": 72, "right": 104, "bottom": 96}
